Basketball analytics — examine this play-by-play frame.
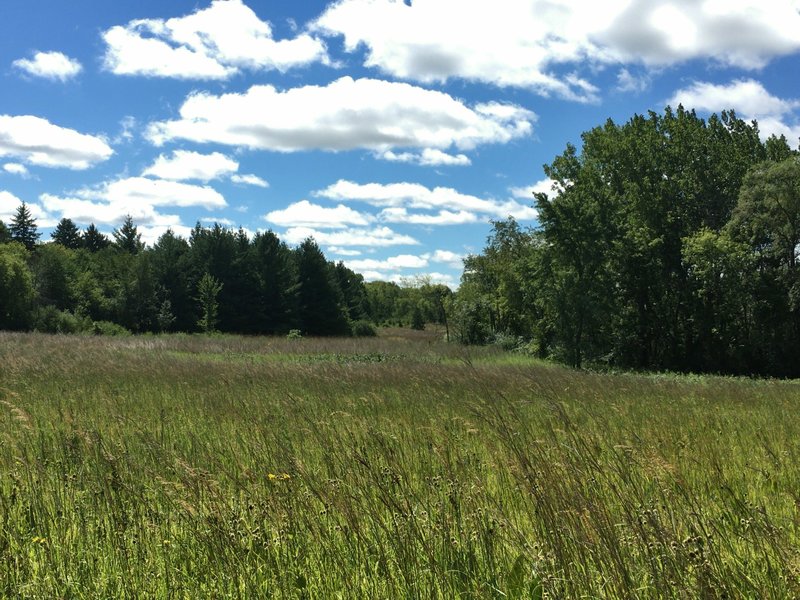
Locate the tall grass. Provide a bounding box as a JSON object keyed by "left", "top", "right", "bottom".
{"left": 1, "top": 331, "right": 799, "bottom": 598}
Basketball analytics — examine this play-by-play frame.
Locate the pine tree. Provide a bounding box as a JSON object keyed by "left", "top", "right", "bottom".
{"left": 295, "top": 238, "right": 350, "bottom": 336}
{"left": 113, "top": 215, "right": 144, "bottom": 254}
{"left": 9, "top": 202, "right": 39, "bottom": 250}
{"left": 83, "top": 223, "right": 110, "bottom": 252}
{"left": 51, "top": 218, "right": 82, "bottom": 249}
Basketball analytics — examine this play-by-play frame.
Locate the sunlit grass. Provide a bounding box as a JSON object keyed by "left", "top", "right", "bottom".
{"left": 1, "top": 331, "right": 799, "bottom": 598}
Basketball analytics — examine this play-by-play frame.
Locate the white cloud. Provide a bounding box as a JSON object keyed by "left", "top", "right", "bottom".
{"left": 102, "top": 0, "right": 327, "bottom": 79}
{"left": 316, "top": 180, "right": 538, "bottom": 221}
{"left": 281, "top": 225, "right": 419, "bottom": 247}
{"left": 379, "top": 207, "right": 478, "bottom": 225}
{"left": 380, "top": 148, "right": 471, "bottom": 167}
{"left": 3, "top": 163, "right": 29, "bottom": 177}
{"left": 346, "top": 254, "right": 429, "bottom": 271}
{"left": 265, "top": 200, "right": 374, "bottom": 229}
{"left": 201, "top": 217, "right": 236, "bottom": 227}
{"left": 40, "top": 177, "right": 226, "bottom": 227}
{"left": 142, "top": 150, "right": 239, "bottom": 181}
{"left": 0, "top": 190, "right": 51, "bottom": 225}
{"left": 510, "top": 178, "right": 558, "bottom": 199}
{"left": 669, "top": 79, "right": 800, "bottom": 141}
{"left": 231, "top": 173, "right": 269, "bottom": 187}
{"left": 314, "top": 0, "right": 800, "bottom": 101}
{"left": 327, "top": 246, "right": 362, "bottom": 257}
{"left": 616, "top": 68, "right": 651, "bottom": 94}
{"left": 138, "top": 224, "right": 196, "bottom": 248}
{"left": 428, "top": 249, "right": 464, "bottom": 269}
{"left": 146, "top": 77, "right": 535, "bottom": 155}
{"left": 113, "top": 116, "right": 138, "bottom": 144}
{"left": 13, "top": 51, "right": 82, "bottom": 81}
{"left": 0, "top": 115, "right": 113, "bottom": 170}
{"left": 598, "top": 0, "right": 800, "bottom": 69}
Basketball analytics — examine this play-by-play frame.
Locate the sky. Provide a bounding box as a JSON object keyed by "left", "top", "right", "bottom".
{"left": 1, "top": 0, "right": 800, "bottom": 287}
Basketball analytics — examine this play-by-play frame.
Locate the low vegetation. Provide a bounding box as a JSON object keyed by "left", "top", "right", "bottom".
{"left": 2, "top": 331, "right": 799, "bottom": 598}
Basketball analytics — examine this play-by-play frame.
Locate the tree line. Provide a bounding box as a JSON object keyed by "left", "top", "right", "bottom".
{"left": 459, "top": 106, "right": 800, "bottom": 377}
{"left": 0, "top": 207, "right": 453, "bottom": 337}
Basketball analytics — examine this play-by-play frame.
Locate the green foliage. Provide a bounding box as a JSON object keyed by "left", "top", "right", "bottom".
{"left": 50, "top": 218, "right": 82, "bottom": 249}
{"left": 0, "top": 220, "right": 10, "bottom": 244}
{"left": 286, "top": 328, "right": 303, "bottom": 340}
{"left": 31, "top": 306, "right": 87, "bottom": 334}
{"left": 82, "top": 223, "right": 110, "bottom": 252}
{"left": 9, "top": 201, "right": 40, "bottom": 250}
{"left": 350, "top": 319, "right": 377, "bottom": 337}
{"left": 196, "top": 272, "right": 223, "bottom": 333}
{"left": 295, "top": 239, "right": 350, "bottom": 336}
{"left": 410, "top": 305, "right": 425, "bottom": 330}
{"left": 460, "top": 106, "right": 800, "bottom": 376}
{"left": 0, "top": 242, "right": 34, "bottom": 329}
{"left": 112, "top": 215, "right": 144, "bottom": 255}
{"left": 91, "top": 320, "right": 131, "bottom": 336}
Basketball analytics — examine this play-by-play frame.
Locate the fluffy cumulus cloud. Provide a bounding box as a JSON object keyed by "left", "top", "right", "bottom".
{"left": 510, "top": 178, "right": 559, "bottom": 199}
{"left": 40, "top": 177, "right": 226, "bottom": 229}
{"left": 265, "top": 200, "right": 374, "bottom": 229}
{"left": 0, "top": 115, "right": 113, "bottom": 170}
{"left": 314, "top": 0, "right": 800, "bottom": 101}
{"left": 146, "top": 77, "right": 535, "bottom": 156}
{"left": 380, "top": 149, "right": 471, "bottom": 167}
{"left": 3, "top": 163, "right": 29, "bottom": 177}
{"left": 0, "top": 190, "right": 50, "bottom": 224}
{"left": 315, "top": 180, "right": 538, "bottom": 223}
{"left": 345, "top": 250, "right": 463, "bottom": 274}
{"left": 669, "top": 79, "right": 800, "bottom": 141}
{"left": 280, "top": 225, "right": 418, "bottom": 247}
{"left": 142, "top": 150, "right": 239, "bottom": 182}
{"left": 102, "top": 0, "right": 327, "bottom": 79}
{"left": 13, "top": 51, "right": 83, "bottom": 81}
{"left": 231, "top": 174, "right": 269, "bottom": 188}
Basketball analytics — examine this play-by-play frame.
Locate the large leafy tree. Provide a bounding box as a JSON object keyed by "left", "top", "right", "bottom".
{"left": 0, "top": 242, "right": 34, "bottom": 329}
{"left": 0, "top": 220, "right": 10, "bottom": 244}
{"left": 9, "top": 202, "right": 39, "bottom": 250}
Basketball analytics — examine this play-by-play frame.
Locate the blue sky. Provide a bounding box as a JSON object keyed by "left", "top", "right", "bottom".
{"left": 2, "top": 0, "right": 800, "bottom": 287}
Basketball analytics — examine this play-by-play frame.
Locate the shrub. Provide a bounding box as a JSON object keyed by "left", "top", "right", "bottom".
{"left": 286, "top": 329, "right": 303, "bottom": 340}
{"left": 92, "top": 320, "right": 131, "bottom": 336}
{"left": 351, "top": 320, "right": 377, "bottom": 337}
{"left": 32, "top": 306, "right": 84, "bottom": 334}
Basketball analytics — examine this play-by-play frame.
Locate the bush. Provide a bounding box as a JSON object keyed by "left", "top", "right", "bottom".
{"left": 92, "top": 321, "right": 131, "bottom": 336}
{"left": 32, "top": 306, "right": 84, "bottom": 334}
{"left": 286, "top": 329, "right": 303, "bottom": 340}
{"left": 492, "top": 331, "right": 524, "bottom": 351}
{"left": 351, "top": 320, "right": 377, "bottom": 337}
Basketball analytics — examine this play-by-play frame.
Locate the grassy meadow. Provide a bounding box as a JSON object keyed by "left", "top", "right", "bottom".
{"left": 1, "top": 329, "right": 800, "bottom": 598}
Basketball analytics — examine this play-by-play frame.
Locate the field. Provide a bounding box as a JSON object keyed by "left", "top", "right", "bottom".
{"left": 1, "top": 330, "right": 800, "bottom": 599}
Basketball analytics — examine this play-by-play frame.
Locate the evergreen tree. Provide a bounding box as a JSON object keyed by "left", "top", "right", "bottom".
{"left": 9, "top": 202, "right": 39, "bottom": 250}
{"left": 113, "top": 215, "right": 144, "bottom": 254}
{"left": 295, "top": 238, "right": 350, "bottom": 336}
{"left": 83, "top": 224, "right": 110, "bottom": 252}
{"left": 252, "top": 231, "right": 297, "bottom": 333}
{"left": 51, "top": 218, "right": 82, "bottom": 249}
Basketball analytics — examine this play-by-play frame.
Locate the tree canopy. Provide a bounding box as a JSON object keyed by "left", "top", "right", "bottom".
{"left": 460, "top": 107, "right": 800, "bottom": 376}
